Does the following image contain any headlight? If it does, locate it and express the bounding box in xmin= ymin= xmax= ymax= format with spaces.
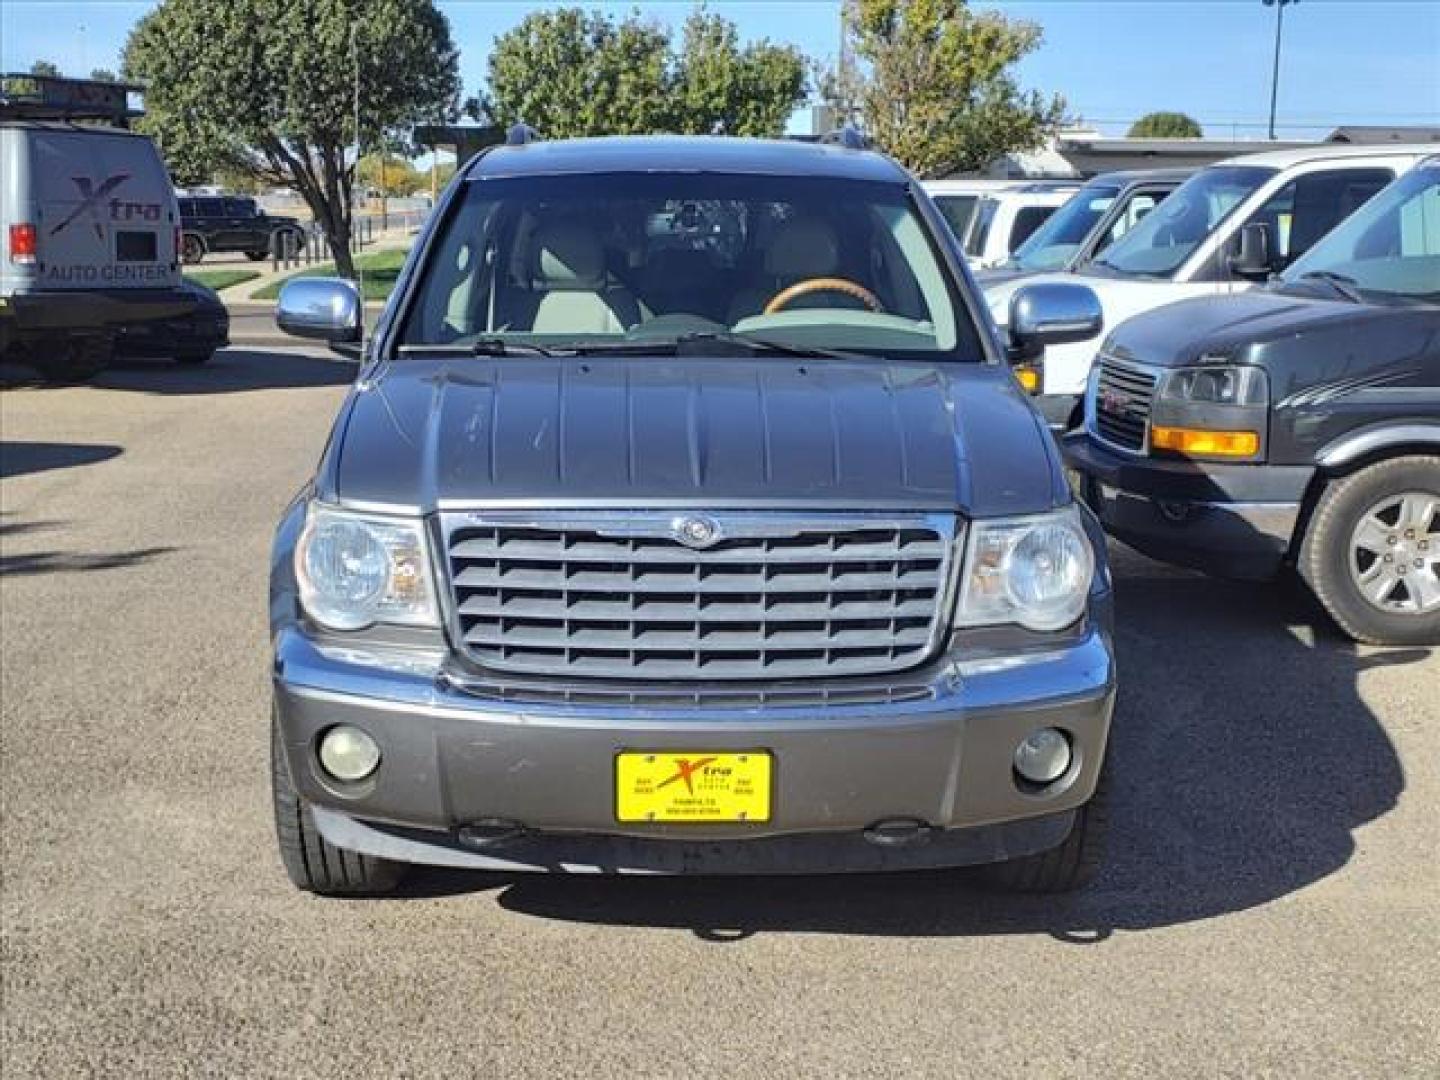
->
xmin=955 ymin=505 xmax=1095 ymax=632
xmin=1159 ymin=364 xmax=1267 ymax=406
xmin=295 ymin=504 xmax=438 ymax=630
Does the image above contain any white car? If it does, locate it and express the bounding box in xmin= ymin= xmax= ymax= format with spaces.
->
xmin=985 ymin=144 xmax=1436 ymax=427
xmin=922 ymin=177 xmax=1033 ymax=245
xmin=958 ymin=184 xmax=1082 ymax=269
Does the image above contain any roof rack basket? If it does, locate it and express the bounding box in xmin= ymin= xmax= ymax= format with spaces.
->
xmin=0 ymin=73 xmax=143 ymax=126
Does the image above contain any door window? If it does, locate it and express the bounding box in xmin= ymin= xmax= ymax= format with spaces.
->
xmin=1008 ymin=206 xmax=1056 ymax=252
xmin=1246 ymin=168 xmax=1393 ymax=267
xmin=196 ymin=198 xmax=224 ymax=217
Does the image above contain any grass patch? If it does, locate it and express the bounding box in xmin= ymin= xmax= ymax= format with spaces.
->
xmin=251 ymin=247 xmax=410 ymax=302
xmin=184 ymin=269 xmax=261 ymax=292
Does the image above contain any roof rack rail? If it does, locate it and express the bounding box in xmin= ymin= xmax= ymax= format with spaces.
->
xmin=0 ymin=72 xmax=143 ymax=126
xmin=820 ymin=124 xmax=870 ymax=151
xmin=505 ymin=122 xmax=540 ymax=146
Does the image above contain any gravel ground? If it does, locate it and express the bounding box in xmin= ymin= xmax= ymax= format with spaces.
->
xmin=2 ymin=347 xmax=1436 ymax=1078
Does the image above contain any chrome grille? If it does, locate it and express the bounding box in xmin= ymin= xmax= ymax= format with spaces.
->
xmin=1093 ymin=358 xmax=1158 ymax=452
xmin=442 ymin=513 xmax=957 ymax=680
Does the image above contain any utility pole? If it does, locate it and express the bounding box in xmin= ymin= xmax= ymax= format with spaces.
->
xmin=1263 ymin=0 xmax=1298 ymax=140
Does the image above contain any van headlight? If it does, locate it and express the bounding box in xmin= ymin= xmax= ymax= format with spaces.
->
xmin=954 ymin=505 xmax=1094 ymax=631
xmin=295 ymin=504 xmax=438 ymax=630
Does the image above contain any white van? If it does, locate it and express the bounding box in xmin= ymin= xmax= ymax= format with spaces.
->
xmin=1 ymin=74 xmax=226 ymax=379
xmin=985 ymin=144 xmax=1436 ymax=426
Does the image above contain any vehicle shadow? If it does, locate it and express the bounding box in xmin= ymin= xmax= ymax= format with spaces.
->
xmin=0 ymin=545 xmax=177 ymax=577
xmin=1 ymin=349 xmax=354 ymax=396
xmin=1 ymin=441 xmax=122 ymax=480
xmin=399 ymin=544 xmax=1417 ymax=941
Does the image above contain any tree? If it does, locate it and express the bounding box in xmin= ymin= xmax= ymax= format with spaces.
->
xmin=89 ymin=68 xmax=120 ymax=83
xmin=123 ymin=0 xmax=459 ymax=278
xmin=29 ymin=60 xmax=61 ymax=77
xmin=670 ymin=11 xmax=808 ymax=136
xmin=823 ymin=0 xmax=1065 ymax=178
xmin=1128 ymin=111 xmax=1203 ymax=138
xmin=480 ymin=7 xmax=807 ymax=139
xmin=358 ymin=151 xmax=424 ymax=197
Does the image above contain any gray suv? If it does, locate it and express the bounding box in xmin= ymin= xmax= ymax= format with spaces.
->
xmin=269 ymin=134 xmax=1117 ymax=895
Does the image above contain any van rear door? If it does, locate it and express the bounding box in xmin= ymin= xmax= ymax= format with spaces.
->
xmin=32 ymin=128 xmax=178 ymax=291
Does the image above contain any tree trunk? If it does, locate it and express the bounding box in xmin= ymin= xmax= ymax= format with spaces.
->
xmin=264 ymin=137 xmax=357 ymax=280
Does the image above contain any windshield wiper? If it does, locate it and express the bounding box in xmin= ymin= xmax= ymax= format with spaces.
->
xmin=671 ymin=331 xmax=868 ymax=361
xmin=1297 ymin=271 xmax=1364 ymax=304
xmin=398 ymin=339 xmax=561 ymax=357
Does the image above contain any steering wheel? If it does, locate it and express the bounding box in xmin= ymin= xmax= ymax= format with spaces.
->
xmin=763 ymin=277 xmax=884 ymax=316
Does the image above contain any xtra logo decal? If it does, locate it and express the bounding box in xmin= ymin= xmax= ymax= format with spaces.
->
xmin=50 ymin=174 xmax=132 ymax=239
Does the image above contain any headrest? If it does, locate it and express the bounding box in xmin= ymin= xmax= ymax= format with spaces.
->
xmin=531 ymin=221 xmax=606 ymax=289
xmin=765 ymin=217 xmax=840 ymax=278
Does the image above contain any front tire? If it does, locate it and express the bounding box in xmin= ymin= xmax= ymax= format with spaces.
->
xmin=245 ymin=250 xmax=269 ymax=262
xmin=271 ymin=716 xmax=406 ymax=896
xmin=1300 ymin=455 xmax=1440 ymax=646
xmin=181 ymin=234 xmax=206 ymax=265
xmin=977 ymin=760 xmax=1110 ymax=893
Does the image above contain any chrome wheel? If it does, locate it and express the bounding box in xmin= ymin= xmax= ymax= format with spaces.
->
xmin=1348 ymin=490 xmax=1440 ymax=614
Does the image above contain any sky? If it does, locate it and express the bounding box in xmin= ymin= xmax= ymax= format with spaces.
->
xmin=3 ymin=0 xmax=1437 ymax=141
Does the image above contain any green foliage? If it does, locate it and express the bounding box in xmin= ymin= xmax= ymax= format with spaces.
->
xmin=482 ymin=7 xmax=807 ymax=138
xmin=184 ymin=269 xmax=261 ymax=291
xmin=825 ymin=0 xmax=1065 ymax=178
xmin=123 ymin=0 xmax=459 ymax=277
xmin=357 ymin=152 xmax=425 ymax=197
xmin=1127 ymin=111 xmax=1203 ymax=138
xmin=29 ymin=60 xmax=61 ymax=77
xmin=253 ymin=247 xmax=409 ymax=301
xmin=88 ymin=68 xmax=120 ymax=83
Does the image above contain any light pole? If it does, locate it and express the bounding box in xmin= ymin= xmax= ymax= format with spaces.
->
xmin=1263 ymin=0 xmax=1298 ymax=140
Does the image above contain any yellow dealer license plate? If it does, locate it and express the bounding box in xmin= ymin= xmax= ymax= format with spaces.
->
xmin=615 ymin=751 xmax=772 ymax=823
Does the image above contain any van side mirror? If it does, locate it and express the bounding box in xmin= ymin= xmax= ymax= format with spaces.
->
xmin=275 ymin=277 xmax=362 ymax=344
xmin=1008 ymin=283 xmax=1103 ymax=362
xmin=1228 ymin=222 xmax=1272 ymax=280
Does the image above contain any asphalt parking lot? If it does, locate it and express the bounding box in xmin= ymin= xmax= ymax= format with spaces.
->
xmin=2 ymin=347 xmax=1437 ymax=1078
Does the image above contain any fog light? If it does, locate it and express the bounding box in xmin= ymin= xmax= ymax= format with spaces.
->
xmin=318 ymin=725 xmax=380 ymax=782
xmin=1014 ymin=727 xmax=1071 ymax=785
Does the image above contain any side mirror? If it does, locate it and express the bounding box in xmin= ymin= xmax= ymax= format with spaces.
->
xmin=1228 ymin=222 xmax=1272 ymax=279
xmin=1008 ymin=282 xmax=1104 ymax=360
xmin=275 ymin=277 xmax=362 ymax=343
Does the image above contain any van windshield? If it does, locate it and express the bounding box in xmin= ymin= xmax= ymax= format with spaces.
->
xmin=399 ymin=172 xmax=979 ymax=360
xmin=1281 ymin=163 xmax=1440 ymax=304
xmin=1007 ymin=183 xmax=1119 ymax=271
xmin=1088 ymin=166 xmax=1274 ymax=278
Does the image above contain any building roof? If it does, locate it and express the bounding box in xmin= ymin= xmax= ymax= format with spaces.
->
xmin=1086 ymin=166 xmax=1195 ymax=186
xmin=469 ymin=135 xmax=909 ymax=184
xmin=1327 ymin=126 xmax=1440 ymax=145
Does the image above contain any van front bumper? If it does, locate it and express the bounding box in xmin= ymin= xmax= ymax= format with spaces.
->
xmin=272 ymin=623 xmax=1116 ymax=875
xmin=1064 ymin=431 xmax=1311 ymax=579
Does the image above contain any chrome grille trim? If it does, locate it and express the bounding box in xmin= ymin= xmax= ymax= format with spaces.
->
xmin=439 ymin=512 xmax=959 ymax=681
xmin=1090 ymin=355 xmax=1161 ymax=455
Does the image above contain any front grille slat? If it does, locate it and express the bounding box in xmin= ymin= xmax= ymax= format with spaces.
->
xmin=1094 ymin=357 xmax=1159 ymax=452
xmin=444 ymin=515 xmax=955 ymax=681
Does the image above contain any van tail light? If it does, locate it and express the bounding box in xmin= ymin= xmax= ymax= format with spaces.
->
xmin=9 ymin=223 xmax=37 ymax=265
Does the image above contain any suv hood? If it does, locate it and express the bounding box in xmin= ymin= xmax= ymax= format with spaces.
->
xmin=325 ymin=357 xmax=1065 ymax=517
xmin=1106 ymin=289 xmax=1412 ymax=368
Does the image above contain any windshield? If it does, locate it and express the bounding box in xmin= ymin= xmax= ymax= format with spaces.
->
xmin=1282 ymin=163 xmax=1440 ymax=303
xmin=1090 ymin=166 xmax=1274 ymax=278
xmin=932 ymin=194 xmax=978 ymax=243
xmin=399 ymin=172 xmax=979 ymax=359
xmin=1008 ymin=183 xmax=1120 ymax=271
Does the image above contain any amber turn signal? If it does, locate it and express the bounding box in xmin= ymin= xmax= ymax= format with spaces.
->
xmin=1014 ymin=365 xmax=1041 ymax=393
xmin=1150 ymin=425 xmax=1259 ymax=457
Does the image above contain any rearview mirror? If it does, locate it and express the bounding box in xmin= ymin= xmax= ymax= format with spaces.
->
xmin=1008 ymin=283 xmax=1104 ymax=362
xmin=275 ymin=277 xmax=362 ymax=344
xmin=1228 ymin=222 xmax=1272 ymax=280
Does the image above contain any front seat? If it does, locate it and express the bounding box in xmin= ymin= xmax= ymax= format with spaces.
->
xmin=727 ymin=216 xmax=843 ymax=323
xmin=526 ymin=221 xmax=640 ymax=334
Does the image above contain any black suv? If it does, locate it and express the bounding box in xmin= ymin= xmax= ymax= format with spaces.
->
xmin=178 ymin=195 xmax=304 ymax=264
xmin=1065 ymin=158 xmax=1440 ymax=645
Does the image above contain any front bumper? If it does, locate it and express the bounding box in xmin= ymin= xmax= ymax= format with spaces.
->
xmin=273 ymin=624 xmax=1116 ymax=874
xmin=1064 ymin=431 xmax=1312 ymax=579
